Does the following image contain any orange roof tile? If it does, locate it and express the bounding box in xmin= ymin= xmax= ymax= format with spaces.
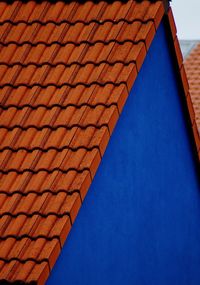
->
xmin=185 ymin=43 xmax=200 ymax=158
xmin=0 ymin=1 xmax=166 ymax=284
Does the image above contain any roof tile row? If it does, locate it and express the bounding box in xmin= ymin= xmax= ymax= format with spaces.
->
xmin=0 ymin=42 xmax=146 ymax=66
xmin=0 ymin=62 xmax=137 ymax=87
xmin=0 ymin=21 xmax=155 ymax=45
xmin=0 ymin=170 xmax=92 ymax=198
xmin=0 ymin=1 xmax=159 ymax=24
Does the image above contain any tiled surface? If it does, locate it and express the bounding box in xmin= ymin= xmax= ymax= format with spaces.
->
xmin=184 ymin=43 xmax=200 ymax=158
xmin=0 ymin=1 xmax=164 ymax=284
xmin=167 ymin=7 xmax=200 ymax=160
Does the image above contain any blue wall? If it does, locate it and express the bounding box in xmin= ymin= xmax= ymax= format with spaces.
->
xmin=47 ymin=21 xmax=200 ymax=285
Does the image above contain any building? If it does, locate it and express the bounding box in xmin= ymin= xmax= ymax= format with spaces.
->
xmin=0 ymin=1 xmax=199 ymax=284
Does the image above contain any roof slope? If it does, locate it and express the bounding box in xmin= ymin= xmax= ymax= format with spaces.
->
xmin=185 ymin=43 xmax=200 ymax=156
xmin=0 ymin=1 xmax=164 ymax=284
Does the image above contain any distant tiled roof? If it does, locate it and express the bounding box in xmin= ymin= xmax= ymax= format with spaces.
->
xmin=0 ymin=1 xmax=165 ymax=284
xmin=165 ymin=8 xmax=200 ymax=160
xmin=180 ymin=40 xmax=200 ymax=58
xmin=185 ymin=43 xmax=200 ymax=157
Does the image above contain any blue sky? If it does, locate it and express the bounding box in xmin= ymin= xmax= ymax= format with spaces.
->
xmin=171 ymin=0 xmax=200 ymax=40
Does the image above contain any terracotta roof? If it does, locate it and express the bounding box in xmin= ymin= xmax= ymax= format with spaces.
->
xmin=0 ymin=1 xmax=190 ymax=284
xmin=184 ymin=43 xmax=200 ymax=158
xmin=180 ymin=40 xmax=200 ymax=58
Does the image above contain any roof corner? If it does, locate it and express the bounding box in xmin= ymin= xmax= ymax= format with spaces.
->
xmin=162 ymin=0 xmax=170 ymax=13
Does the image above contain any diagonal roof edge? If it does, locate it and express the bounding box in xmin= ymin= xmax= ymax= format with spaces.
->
xmin=166 ymin=7 xmax=200 ymax=162
xmin=162 ymin=0 xmax=170 ymax=12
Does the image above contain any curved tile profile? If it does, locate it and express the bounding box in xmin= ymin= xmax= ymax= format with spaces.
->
xmin=0 ymin=0 xmax=164 ymax=284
